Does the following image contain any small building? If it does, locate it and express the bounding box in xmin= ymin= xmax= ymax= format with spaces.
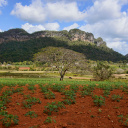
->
xmin=19 ymin=67 xmax=30 ymax=71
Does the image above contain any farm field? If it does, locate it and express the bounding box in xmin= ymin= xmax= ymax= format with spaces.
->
xmin=0 ymin=79 xmax=128 ymax=128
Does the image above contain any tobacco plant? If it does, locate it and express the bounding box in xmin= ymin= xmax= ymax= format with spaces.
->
xmin=40 ymin=86 xmax=49 ymax=93
xmin=44 ymin=90 xmax=55 ymax=99
xmin=12 ymin=87 xmax=24 ymax=93
xmin=103 ymin=90 xmax=110 ymax=97
xmin=44 ymin=101 xmax=65 ymax=115
xmin=118 ymin=114 xmax=128 ymax=126
xmin=22 ymin=97 xmax=41 ymax=108
xmin=111 ymin=94 xmax=123 ymax=102
xmin=28 ymin=85 xmax=36 ymax=91
xmin=80 ymin=90 xmax=93 ymax=97
xmin=62 ymin=90 xmax=76 ymax=104
xmin=25 ymin=111 xmax=38 ymax=118
xmin=44 ymin=116 xmax=56 ymax=124
xmin=69 ymin=85 xmax=79 ymax=93
xmin=0 ymin=114 xmax=19 ymax=127
xmin=0 ymin=95 xmax=12 ymax=105
xmin=93 ymin=95 xmax=105 ymax=107
xmin=51 ymin=84 xmax=65 ymax=92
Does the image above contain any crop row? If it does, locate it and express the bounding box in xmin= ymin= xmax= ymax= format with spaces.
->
xmin=0 ymin=82 xmax=128 ymax=127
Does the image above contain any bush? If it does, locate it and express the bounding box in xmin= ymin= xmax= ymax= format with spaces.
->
xmin=93 ymin=61 xmax=113 ymax=81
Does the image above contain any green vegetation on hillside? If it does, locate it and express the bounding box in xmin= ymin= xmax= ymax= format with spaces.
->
xmin=0 ymin=28 xmax=29 ymax=37
xmin=0 ymin=37 xmax=127 ymax=62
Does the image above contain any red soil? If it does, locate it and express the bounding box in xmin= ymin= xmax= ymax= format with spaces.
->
xmin=0 ymin=84 xmax=128 ymax=128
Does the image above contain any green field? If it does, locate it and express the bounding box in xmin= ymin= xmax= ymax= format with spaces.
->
xmin=0 ymin=77 xmax=127 ymax=87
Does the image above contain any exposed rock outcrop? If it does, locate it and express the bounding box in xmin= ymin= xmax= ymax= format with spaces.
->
xmin=0 ymin=28 xmax=106 ymax=47
xmin=69 ymin=29 xmax=94 ymax=43
xmin=94 ymin=37 xmax=106 ymax=47
xmin=0 ymin=28 xmax=30 ymax=44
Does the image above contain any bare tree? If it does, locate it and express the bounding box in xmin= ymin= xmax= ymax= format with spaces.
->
xmin=34 ymin=47 xmax=86 ymax=81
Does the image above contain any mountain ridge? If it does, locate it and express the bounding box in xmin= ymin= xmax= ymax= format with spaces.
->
xmin=0 ymin=28 xmax=127 ymax=62
xmin=0 ymin=28 xmax=106 ymax=47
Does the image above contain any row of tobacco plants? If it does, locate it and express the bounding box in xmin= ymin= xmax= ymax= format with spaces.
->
xmin=0 ymin=79 xmax=128 ymax=127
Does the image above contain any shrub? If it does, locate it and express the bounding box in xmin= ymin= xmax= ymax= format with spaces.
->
xmin=93 ymin=61 xmax=113 ymax=81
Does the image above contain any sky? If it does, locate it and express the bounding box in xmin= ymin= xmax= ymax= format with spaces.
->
xmin=0 ymin=0 xmax=128 ymax=55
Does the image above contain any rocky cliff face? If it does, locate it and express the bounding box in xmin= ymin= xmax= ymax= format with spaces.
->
xmin=0 ymin=29 xmax=30 ymax=44
xmin=69 ymin=29 xmax=95 ymax=43
xmin=0 ymin=28 xmax=106 ymax=46
xmin=94 ymin=37 xmax=106 ymax=46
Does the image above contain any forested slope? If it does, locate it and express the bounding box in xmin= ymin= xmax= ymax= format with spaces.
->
xmin=0 ymin=37 xmax=127 ymax=62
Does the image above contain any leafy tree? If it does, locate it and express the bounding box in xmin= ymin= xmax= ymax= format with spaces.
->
xmin=34 ymin=47 xmax=86 ymax=81
xmin=122 ymin=60 xmax=127 ymax=68
xmin=93 ymin=61 xmax=113 ymax=81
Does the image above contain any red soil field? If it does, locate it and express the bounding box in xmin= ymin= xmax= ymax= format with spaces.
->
xmin=0 ymin=84 xmax=128 ymax=128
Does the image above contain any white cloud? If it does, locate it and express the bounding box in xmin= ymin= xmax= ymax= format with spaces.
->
xmin=85 ymin=0 xmax=121 ymax=23
xmin=0 ymin=29 xmax=3 ymax=32
xmin=63 ymin=23 xmax=79 ymax=31
xmin=79 ymin=0 xmax=128 ymax=55
xmin=80 ymin=15 xmax=128 ymax=41
xmin=44 ymin=0 xmax=87 ymax=2
xmin=0 ymin=0 xmax=7 ymax=14
xmin=21 ymin=22 xmax=60 ymax=33
xmin=11 ymin=0 xmax=86 ymax=23
xmin=21 ymin=23 xmax=45 ymax=33
xmin=44 ymin=22 xmax=60 ymax=31
xmin=0 ymin=0 xmax=7 ymax=7
xmin=118 ymin=0 xmax=128 ymax=5
xmin=46 ymin=2 xmax=86 ymax=22
xmin=107 ymin=41 xmax=128 ymax=55
xmin=11 ymin=0 xmax=46 ymax=23
xmin=10 ymin=0 xmax=128 ymax=55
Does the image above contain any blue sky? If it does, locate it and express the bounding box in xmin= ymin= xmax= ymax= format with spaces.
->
xmin=0 ymin=0 xmax=128 ymax=55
